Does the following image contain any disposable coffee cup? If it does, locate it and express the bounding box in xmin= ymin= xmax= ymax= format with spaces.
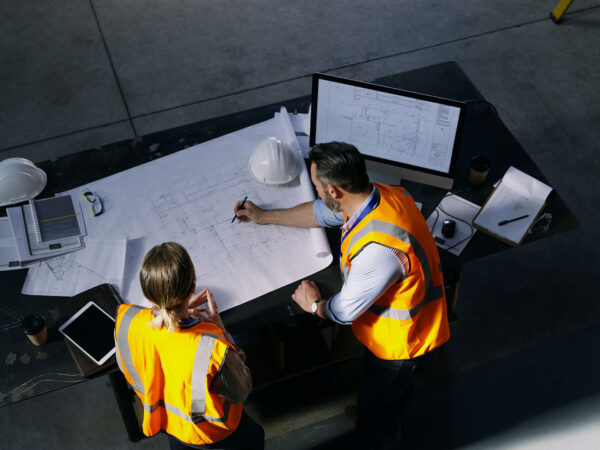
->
xmin=22 ymin=314 xmax=48 ymax=346
xmin=470 ymin=155 xmax=491 ymax=186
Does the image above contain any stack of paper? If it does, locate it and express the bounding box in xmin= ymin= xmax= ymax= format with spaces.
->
xmin=1 ymin=194 xmax=86 ymax=269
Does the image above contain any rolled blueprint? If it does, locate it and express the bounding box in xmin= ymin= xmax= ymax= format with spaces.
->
xmin=277 ymin=108 xmax=332 ymax=259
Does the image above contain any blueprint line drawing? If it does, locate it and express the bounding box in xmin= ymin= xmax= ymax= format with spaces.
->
xmin=58 ymin=113 xmax=332 ymax=311
xmin=44 ymin=257 xmax=107 ymax=284
xmin=22 ymin=240 xmax=126 ymax=297
xmin=109 ymin=158 xmax=309 ymax=283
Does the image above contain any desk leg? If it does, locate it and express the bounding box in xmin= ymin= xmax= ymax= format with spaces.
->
xmin=443 ymin=266 xmax=461 ymax=323
xmin=108 ymin=372 xmax=143 ymax=442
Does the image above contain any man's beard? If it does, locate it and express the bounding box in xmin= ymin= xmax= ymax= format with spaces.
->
xmin=323 ymin=190 xmax=340 ymax=213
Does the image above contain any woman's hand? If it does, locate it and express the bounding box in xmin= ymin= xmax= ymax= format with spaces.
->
xmin=189 ymin=288 xmax=226 ymax=331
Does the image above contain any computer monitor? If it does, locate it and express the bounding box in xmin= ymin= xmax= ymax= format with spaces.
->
xmin=310 ymin=73 xmax=467 ymax=189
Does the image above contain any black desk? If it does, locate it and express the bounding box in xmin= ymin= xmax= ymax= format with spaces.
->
xmin=0 ymin=61 xmax=578 ymax=438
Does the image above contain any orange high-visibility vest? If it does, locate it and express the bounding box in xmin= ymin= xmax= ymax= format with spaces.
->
xmin=341 ymin=183 xmax=450 ymax=360
xmin=114 ymin=304 xmax=243 ymax=445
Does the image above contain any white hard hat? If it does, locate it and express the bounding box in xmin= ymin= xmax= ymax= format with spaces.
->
xmin=248 ymin=137 xmax=299 ymax=185
xmin=0 ymin=158 xmax=47 ymax=206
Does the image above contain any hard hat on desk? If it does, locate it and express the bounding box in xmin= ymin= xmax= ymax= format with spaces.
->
xmin=0 ymin=157 xmax=47 ymax=206
xmin=248 ymin=137 xmax=299 ymax=185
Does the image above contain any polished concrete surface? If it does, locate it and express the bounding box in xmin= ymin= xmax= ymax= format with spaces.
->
xmin=1 ymin=1 xmax=600 ymax=448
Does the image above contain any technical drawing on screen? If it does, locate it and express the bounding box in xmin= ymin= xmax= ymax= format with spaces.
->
xmin=310 ymin=73 xmax=466 ymax=189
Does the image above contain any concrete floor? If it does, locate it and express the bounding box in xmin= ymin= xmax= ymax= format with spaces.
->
xmin=2 ymin=1 xmax=600 ymax=448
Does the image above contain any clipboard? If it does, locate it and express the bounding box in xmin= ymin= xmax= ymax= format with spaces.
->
xmin=472 ymin=166 xmax=552 ymax=246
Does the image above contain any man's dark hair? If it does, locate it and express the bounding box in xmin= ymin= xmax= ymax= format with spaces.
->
xmin=309 ymin=142 xmax=370 ymax=193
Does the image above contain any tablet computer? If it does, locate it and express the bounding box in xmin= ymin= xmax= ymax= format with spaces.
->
xmin=59 ymin=301 xmax=116 ymax=365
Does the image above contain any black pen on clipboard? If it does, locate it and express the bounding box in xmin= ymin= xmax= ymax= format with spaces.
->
xmin=498 ymin=214 xmax=529 ymax=226
xmin=231 ymin=196 xmax=248 ymax=223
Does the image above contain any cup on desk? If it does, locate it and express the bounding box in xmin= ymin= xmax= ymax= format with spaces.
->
xmin=470 ymin=155 xmax=491 ymax=186
xmin=22 ymin=314 xmax=47 ymax=346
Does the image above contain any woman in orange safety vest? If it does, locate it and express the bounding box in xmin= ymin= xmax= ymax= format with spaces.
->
xmin=114 ymin=242 xmax=264 ymax=449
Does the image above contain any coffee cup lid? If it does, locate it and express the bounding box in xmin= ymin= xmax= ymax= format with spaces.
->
xmin=22 ymin=314 xmax=45 ymax=335
xmin=471 ymin=155 xmax=491 ymax=171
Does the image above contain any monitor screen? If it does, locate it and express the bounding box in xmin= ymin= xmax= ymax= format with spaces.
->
xmin=310 ymin=73 xmax=466 ymax=189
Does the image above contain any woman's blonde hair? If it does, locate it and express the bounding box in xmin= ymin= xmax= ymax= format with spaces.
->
xmin=140 ymin=242 xmax=195 ymax=332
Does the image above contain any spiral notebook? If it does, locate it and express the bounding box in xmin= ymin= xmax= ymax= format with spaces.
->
xmin=28 ymin=195 xmax=86 ymax=243
xmin=6 ymin=194 xmax=86 ymax=264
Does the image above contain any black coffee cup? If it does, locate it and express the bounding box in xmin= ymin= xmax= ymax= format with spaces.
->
xmin=470 ymin=155 xmax=491 ymax=186
xmin=22 ymin=314 xmax=47 ymax=346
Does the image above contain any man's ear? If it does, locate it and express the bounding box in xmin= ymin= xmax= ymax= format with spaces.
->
xmin=328 ymin=184 xmax=343 ymax=200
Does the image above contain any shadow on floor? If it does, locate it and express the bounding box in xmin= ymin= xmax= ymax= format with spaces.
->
xmin=265 ymin=324 xmax=600 ymax=449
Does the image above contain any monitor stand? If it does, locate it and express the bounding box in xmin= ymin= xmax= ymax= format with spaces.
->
xmin=367 ymin=167 xmax=402 ymax=186
xmin=365 ymin=160 xmax=454 ymax=190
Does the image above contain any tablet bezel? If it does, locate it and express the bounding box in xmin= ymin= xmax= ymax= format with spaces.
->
xmin=58 ymin=300 xmax=116 ymax=365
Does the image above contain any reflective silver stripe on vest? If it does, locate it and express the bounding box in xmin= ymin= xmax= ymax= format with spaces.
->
xmin=116 ymin=305 xmax=146 ymax=395
xmin=190 ymin=334 xmax=218 ymax=416
xmin=143 ymin=399 xmax=232 ymax=425
xmin=370 ymin=285 xmax=444 ymax=320
xmin=346 ymin=219 xmax=443 ymax=321
xmin=114 ymin=331 xmax=125 ymax=373
xmin=118 ymin=307 xmax=230 ymax=424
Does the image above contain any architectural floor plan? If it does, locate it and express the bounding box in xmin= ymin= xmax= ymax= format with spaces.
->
xmin=24 ymin=113 xmax=332 ymax=311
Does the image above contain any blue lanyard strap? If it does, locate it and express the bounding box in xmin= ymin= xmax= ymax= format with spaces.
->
xmin=340 ymin=187 xmax=381 ymax=250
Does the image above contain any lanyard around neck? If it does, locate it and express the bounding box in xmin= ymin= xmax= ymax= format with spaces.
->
xmin=340 ymin=187 xmax=380 ymax=248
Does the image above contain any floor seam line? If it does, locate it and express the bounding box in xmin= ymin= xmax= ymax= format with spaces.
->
xmin=3 ymin=7 xmax=598 ymax=149
xmin=0 ymin=120 xmax=132 ymax=154
xmin=129 ymin=14 xmax=570 ymax=120
xmin=88 ymin=0 xmax=138 ymax=138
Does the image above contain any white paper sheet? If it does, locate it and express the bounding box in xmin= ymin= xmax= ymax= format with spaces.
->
xmin=0 ymin=217 xmax=21 ymax=270
xmin=276 ymin=111 xmax=311 ymax=157
xmin=21 ymin=239 xmax=126 ymax=296
xmin=427 ymin=195 xmax=480 ymax=256
xmin=60 ymin=112 xmax=332 ymax=311
xmin=473 ymin=166 xmax=552 ymax=245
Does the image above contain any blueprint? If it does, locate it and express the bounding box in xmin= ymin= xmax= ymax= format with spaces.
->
xmin=26 ymin=111 xmax=332 ymax=311
xmin=314 ymin=80 xmax=461 ymax=173
xmin=22 ymin=239 xmax=126 ymax=296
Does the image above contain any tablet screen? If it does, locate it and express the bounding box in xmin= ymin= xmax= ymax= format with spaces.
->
xmin=59 ymin=301 xmax=116 ymax=365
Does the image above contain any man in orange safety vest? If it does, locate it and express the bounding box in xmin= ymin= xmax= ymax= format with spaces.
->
xmin=234 ymin=142 xmax=449 ymax=448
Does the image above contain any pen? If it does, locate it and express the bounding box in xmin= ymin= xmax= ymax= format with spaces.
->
xmin=231 ymin=196 xmax=248 ymax=223
xmin=498 ymin=214 xmax=529 ymax=226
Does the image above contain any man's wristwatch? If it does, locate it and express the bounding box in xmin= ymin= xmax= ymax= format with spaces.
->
xmin=311 ymin=299 xmax=323 ymax=315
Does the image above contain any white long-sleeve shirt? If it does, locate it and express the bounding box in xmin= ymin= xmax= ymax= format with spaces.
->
xmin=312 ymin=187 xmax=408 ymax=325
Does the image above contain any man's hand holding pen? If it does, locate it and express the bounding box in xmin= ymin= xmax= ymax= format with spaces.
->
xmin=233 ymin=199 xmax=267 ymax=224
